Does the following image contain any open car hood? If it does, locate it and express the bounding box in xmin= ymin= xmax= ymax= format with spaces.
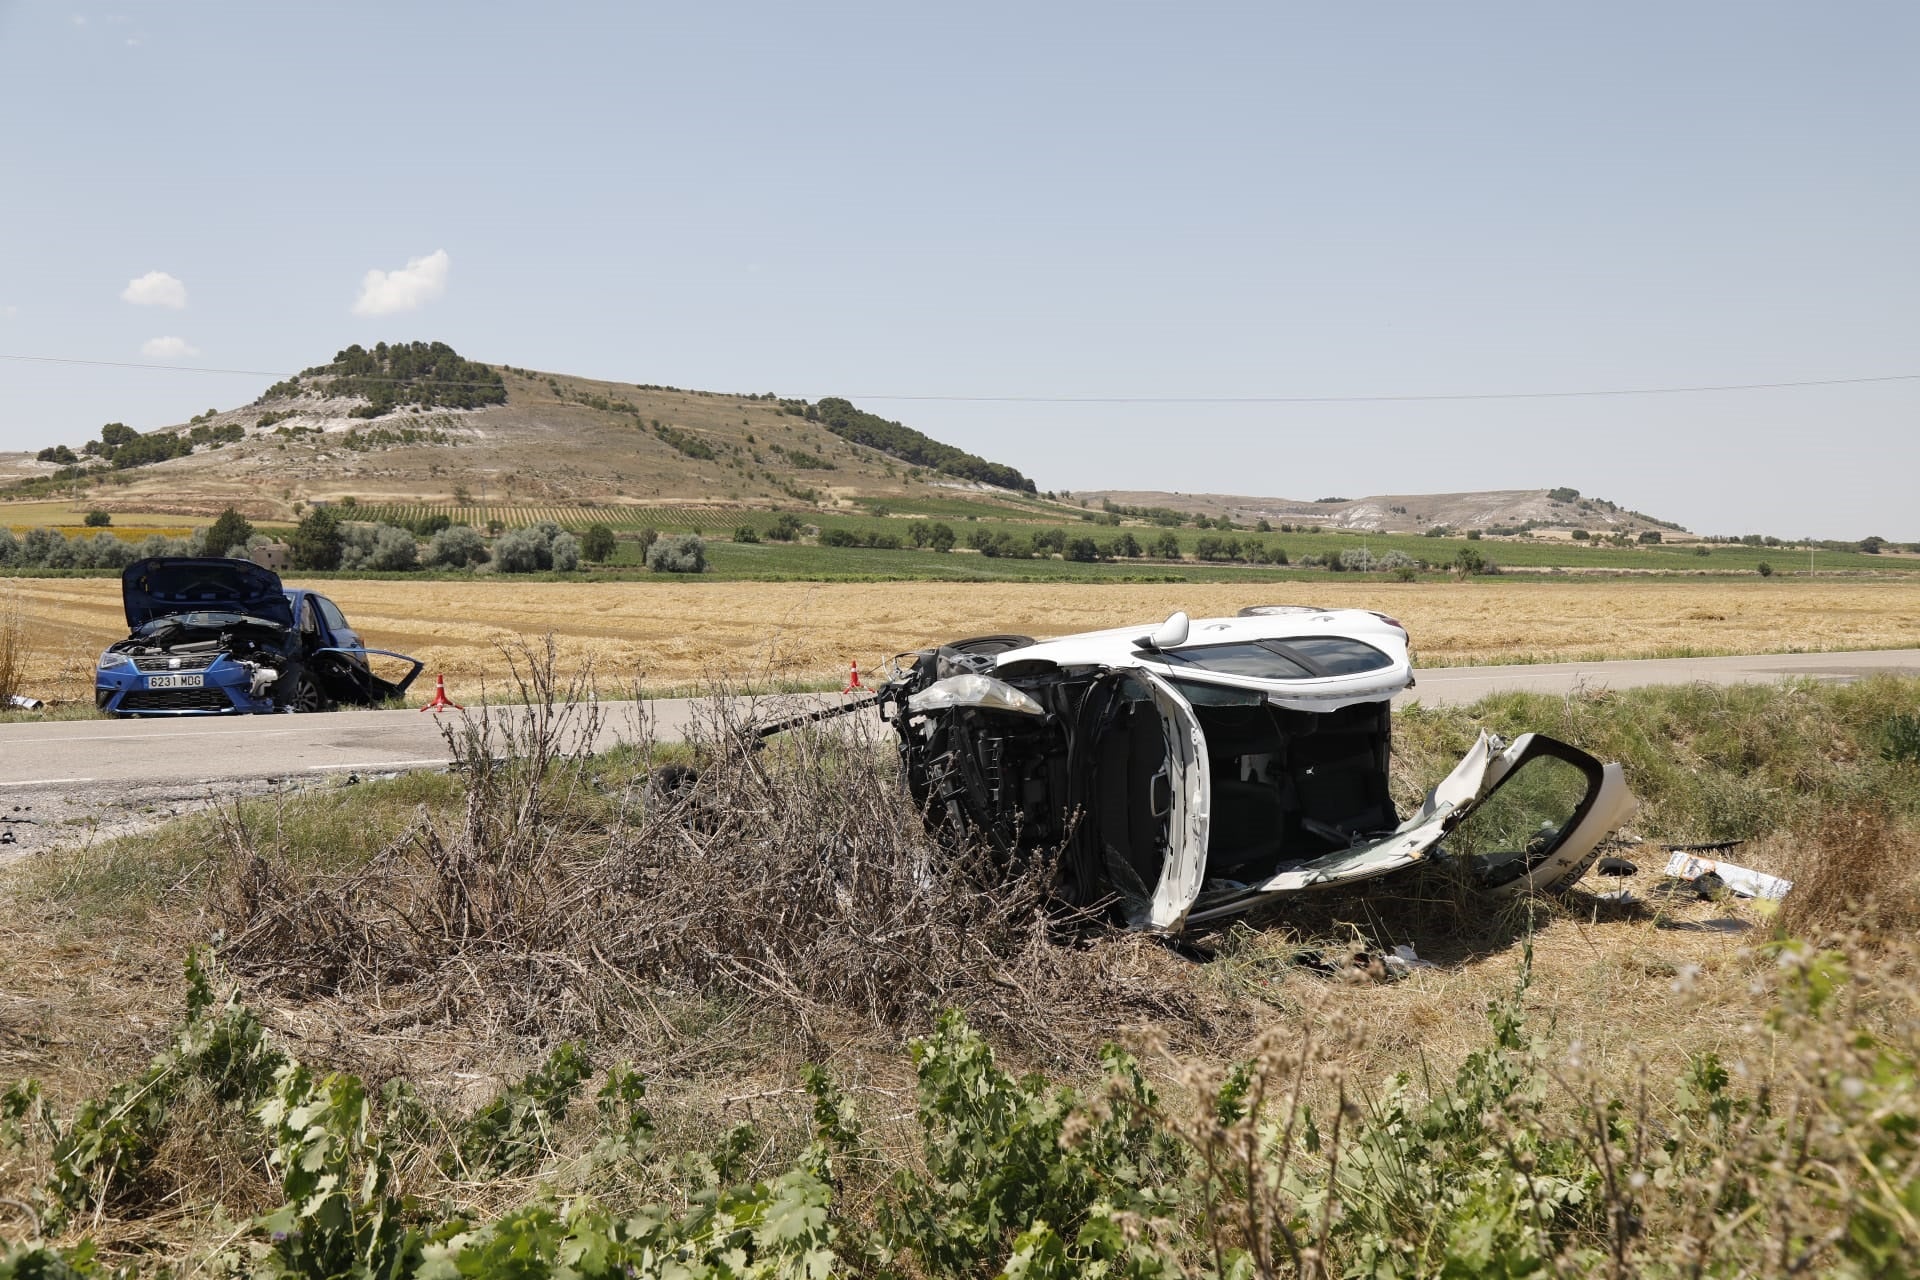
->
xmin=121 ymin=557 xmax=294 ymax=630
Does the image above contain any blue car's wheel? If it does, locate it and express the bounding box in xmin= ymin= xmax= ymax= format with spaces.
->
xmin=285 ymin=671 xmax=328 ymax=713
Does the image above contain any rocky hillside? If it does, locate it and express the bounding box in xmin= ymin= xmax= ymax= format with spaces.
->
xmin=0 ymin=344 xmax=1049 ymax=522
xmin=0 ymin=344 xmax=1690 ymax=536
xmin=1075 ymin=487 xmax=1688 ymax=536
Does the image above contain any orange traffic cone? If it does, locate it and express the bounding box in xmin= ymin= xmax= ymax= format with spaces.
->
xmin=419 ymin=674 xmax=463 ymax=712
xmin=842 ymin=660 xmax=863 ymax=694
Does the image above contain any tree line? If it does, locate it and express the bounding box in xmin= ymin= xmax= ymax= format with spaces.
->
xmin=805 ymin=397 xmax=1036 ymax=492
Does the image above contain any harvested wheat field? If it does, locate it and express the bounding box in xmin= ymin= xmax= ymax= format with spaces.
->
xmin=5 ymin=576 xmax=1919 ymax=704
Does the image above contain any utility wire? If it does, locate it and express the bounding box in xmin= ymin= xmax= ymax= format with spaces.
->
xmin=3 ymin=350 xmax=1918 ymax=403
xmin=0 ymin=353 xmax=279 ymax=376
xmin=847 ymin=372 xmax=1920 ymax=404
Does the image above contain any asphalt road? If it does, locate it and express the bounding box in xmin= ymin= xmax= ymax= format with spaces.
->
xmin=4 ymin=648 xmax=1916 ymax=791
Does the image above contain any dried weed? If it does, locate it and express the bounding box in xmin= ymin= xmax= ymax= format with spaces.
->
xmin=1773 ymin=806 xmax=1920 ymax=939
xmin=211 ymin=641 xmax=1212 ymax=1062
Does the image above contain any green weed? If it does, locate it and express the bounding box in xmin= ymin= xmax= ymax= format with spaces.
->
xmin=7 ymin=941 xmax=1915 ymax=1276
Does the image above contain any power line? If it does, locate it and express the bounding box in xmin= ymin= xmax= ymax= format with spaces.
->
xmin=4 ymin=350 xmax=1919 ymax=403
xmin=845 ymin=372 xmax=1920 ymax=404
xmin=0 ymin=353 xmax=278 ymax=376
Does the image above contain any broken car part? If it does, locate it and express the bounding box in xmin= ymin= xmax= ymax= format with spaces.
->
xmin=1663 ymin=852 xmax=1791 ymax=901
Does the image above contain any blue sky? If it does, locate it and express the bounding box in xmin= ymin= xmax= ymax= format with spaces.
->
xmin=1 ymin=1 xmax=1914 ymax=537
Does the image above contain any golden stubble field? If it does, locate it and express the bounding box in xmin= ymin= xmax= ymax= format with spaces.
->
xmin=6 ymin=576 xmax=1920 ymax=705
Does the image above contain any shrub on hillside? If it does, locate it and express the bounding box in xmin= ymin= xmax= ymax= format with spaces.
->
xmin=83 ymin=532 xmax=137 ymax=569
xmin=205 ymin=508 xmax=254 ymax=558
xmin=579 ymin=524 xmax=616 ymax=562
xmin=820 ymin=527 xmax=903 ymax=550
xmin=491 ymin=529 xmax=543 ymax=573
xmin=491 ymin=522 xmax=581 ymax=574
xmin=21 ymin=527 xmax=65 ymax=567
xmin=337 ymin=524 xmax=420 ymax=572
xmin=424 ymin=524 xmax=489 ymax=568
xmin=1339 ymin=547 xmax=1377 ymax=572
xmin=288 ymin=508 xmax=343 ymax=571
xmin=646 ymin=534 xmax=707 ymax=574
xmin=0 ymin=527 xmax=160 ymax=570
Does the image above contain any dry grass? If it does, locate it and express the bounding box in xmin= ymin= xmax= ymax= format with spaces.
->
xmin=210 ymin=649 xmax=1211 ymax=1064
xmin=5 ymin=576 xmax=1918 ymax=707
xmin=5 ymin=668 xmax=1918 ymax=1269
xmin=0 ymin=500 xmax=201 ymax=534
xmin=0 ymin=589 xmax=25 ymax=705
xmin=1770 ymin=805 xmax=1920 ymax=938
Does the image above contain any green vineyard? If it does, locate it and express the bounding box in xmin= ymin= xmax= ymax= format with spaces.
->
xmin=350 ymin=503 xmax=757 ymax=533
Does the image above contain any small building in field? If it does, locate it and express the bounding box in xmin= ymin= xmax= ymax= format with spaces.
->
xmin=248 ymin=542 xmax=291 ymax=571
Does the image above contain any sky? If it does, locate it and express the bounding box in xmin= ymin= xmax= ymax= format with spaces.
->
xmin=0 ymin=2 xmax=1915 ymax=538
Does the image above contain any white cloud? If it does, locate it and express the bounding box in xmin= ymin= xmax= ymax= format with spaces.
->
xmin=141 ymin=336 xmax=199 ymax=359
xmin=352 ymin=249 xmax=449 ymax=316
xmin=121 ymin=270 xmax=187 ymax=309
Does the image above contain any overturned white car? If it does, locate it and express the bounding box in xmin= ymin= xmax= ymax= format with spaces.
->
xmin=872 ymin=606 xmax=1636 ymax=933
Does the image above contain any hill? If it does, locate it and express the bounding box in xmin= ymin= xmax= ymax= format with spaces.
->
xmin=1075 ymin=487 xmax=1688 ymax=536
xmin=0 ymin=344 xmax=1694 ymax=540
xmin=0 ymin=342 xmax=1054 ymax=523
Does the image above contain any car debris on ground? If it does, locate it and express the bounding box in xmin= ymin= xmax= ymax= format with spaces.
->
xmin=94 ymin=557 xmax=422 ymax=716
xmin=1663 ymin=851 xmax=1792 ymax=900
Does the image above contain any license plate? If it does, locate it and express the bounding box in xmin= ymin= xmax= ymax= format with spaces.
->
xmin=146 ymin=674 xmax=205 ymax=689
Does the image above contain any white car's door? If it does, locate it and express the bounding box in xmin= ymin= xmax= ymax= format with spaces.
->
xmin=1182 ymin=730 xmax=1634 ymax=926
xmin=1095 ymin=670 xmax=1212 ymax=932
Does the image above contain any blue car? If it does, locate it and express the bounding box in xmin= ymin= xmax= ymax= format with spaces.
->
xmin=96 ymin=557 xmax=423 ymax=716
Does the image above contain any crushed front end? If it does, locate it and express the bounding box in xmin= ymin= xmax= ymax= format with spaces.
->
xmin=95 ymin=614 xmax=296 ymax=715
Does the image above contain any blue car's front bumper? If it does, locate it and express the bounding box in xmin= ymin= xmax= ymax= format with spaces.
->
xmin=95 ymin=653 xmax=274 ymax=716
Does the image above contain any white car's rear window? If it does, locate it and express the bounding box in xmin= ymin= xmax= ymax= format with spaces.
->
xmin=1151 ymin=636 xmax=1391 ymax=680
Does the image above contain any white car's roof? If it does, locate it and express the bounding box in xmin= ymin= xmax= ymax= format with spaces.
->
xmin=1000 ymin=606 xmax=1413 ymax=711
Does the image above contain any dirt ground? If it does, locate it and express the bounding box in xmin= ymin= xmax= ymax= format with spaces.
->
xmin=7 ymin=576 xmax=1920 ymax=705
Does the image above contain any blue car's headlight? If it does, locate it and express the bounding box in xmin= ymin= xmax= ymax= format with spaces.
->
xmin=97 ymin=652 xmax=132 ymax=672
